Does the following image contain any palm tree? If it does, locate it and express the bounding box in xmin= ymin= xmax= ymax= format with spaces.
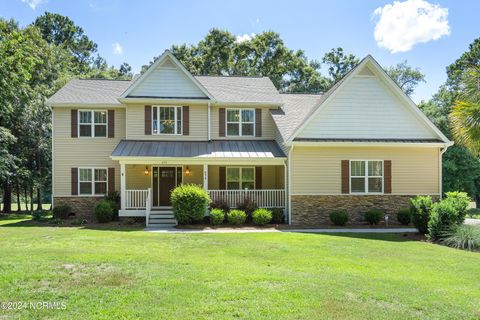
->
xmin=449 ymin=67 xmax=480 ymax=155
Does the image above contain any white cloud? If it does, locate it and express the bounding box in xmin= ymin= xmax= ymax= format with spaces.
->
xmin=21 ymin=0 xmax=46 ymax=10
xmin=112 ymin=42 xmax=123 ymax=55
xmin=235 ymin=33 xmax=255 ymax=43
xmin=373 ymin=0 xmax=450 ymax=53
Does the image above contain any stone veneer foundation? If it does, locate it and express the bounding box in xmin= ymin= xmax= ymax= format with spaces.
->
xmin=291 ymin=195 xmax=438 ymax=226
xmin=53 ymin=197 xmax=103 ymax=219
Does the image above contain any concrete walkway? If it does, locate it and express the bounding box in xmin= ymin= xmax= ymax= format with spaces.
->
xmin=145 ymin=227 xmax=418 ymax=234
xmin=465 ymin=218 xmax=480 ymax=225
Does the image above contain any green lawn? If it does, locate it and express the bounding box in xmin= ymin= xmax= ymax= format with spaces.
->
xmin=1 ymin=216 xmax=479 ymax=319
xmin=0 ymin=203 xmax=51 ymax=212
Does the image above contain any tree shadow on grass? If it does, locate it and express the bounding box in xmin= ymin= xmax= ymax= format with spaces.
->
xmin=0 ymin=215 xmax=143 ymax=232
xmin=291 ymin=231 xmax=425 ymax=242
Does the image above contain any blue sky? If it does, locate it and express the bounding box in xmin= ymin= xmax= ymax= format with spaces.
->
xmin=1 ymin=0 xmax=479 ymax=102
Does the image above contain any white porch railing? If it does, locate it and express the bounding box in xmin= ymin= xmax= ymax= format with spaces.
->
xmin=125 ymin=189 xmax=149 ymax=209
xmin=208 ymin=189 xmax=285 ymax=208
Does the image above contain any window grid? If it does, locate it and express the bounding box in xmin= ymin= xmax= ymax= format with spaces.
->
xmin=350 ymin=160 xmax=383 ymax=194
xmin=78 ymin=168 xmax=108 ymax=196
xmin=78 ymin=110 xmax=107 ymax=138
xmin=152 ymin=106 xmax=182 ymax=135
xmin=226 ymin=108 xmax=255 ymax=137
xmin=226 ymin=167 xmax=255 ymax=190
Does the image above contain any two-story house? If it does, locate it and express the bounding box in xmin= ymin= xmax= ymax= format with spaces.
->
xmin=48 ymin=50 xmax=452 ymax=227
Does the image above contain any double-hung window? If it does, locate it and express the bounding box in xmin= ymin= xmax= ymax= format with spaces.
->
xmin=79 ymin=168 xmax=107 ymax=195
xmin=152 ymin=106 xmax=182 ymax=135
xmin=350 ymin=160 xmax=383 ymax=194
xmin=226 ymin=167 xmax=255 ymax=190
xmin=79 ymin=110 xmax=107 ymax=137
xmin=226 ymin=109 xmax=254 ymax=136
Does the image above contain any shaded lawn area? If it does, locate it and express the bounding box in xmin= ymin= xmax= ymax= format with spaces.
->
xmin=0 ymin=215 xmax=479 ymax=319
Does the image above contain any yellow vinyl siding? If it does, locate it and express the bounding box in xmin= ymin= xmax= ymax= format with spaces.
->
xmin=292 ymin=146 xmax=439 ymax=195
xmin=183 ymin=165 xmax=203 ymax=186
xmin=210 ymin=105 xmax=278 ymax=140
xmin=126 ymin=104 xmax=208 ymax=140
xmin=53 ymin=107 xmax=125 ymax=196
xmin=125 ymin=165 xmax=204 ymax=190
xmin=208 ymin=165 xmax=284 ymax=189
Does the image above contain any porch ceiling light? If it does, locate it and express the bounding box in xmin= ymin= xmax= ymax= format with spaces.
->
xmin=185 ymin=166 xmax=191 ymax=176
xmin=144 ymin=166 xmax=149 ymax=176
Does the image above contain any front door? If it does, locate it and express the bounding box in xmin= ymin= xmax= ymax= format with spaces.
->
xmin=152 ymin=167 xmax=182 ymax=206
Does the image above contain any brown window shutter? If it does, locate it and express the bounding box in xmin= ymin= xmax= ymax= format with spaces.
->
xmin=255 ymin=108 xmax=262 ymax=137
xmin=145 ymin=105 xmax=152 ymax=135
xmin=71 ymin=109 xmax=78 ymax=138
xmin=384 ymin=160 xmax=392 ymax=194
xmin=108 ymin=167 xmax=115 ymax=193
xmin=219 ymin=166 xmax=226 ymax=190
xmin=71 ymin=167 xmax=78 ymax=195
xmin=182 ymin=106 xmax=189 ymax=135
xmin=108 ymin=110 xmax=115 ymax=138
xmin=219 ymin=108 xmax=225 ymax=137
xmin=341 ymin=160 xmax=349 ymax=194
xmin=255 ymin=167 xmax=262 ymax=189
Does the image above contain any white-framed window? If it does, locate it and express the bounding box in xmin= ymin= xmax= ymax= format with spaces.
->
xmin=350 ymin=160 xmax=383 ymax=194
xmin=79 ymin=168 xmax=107 ymax=195
xmin=226 ymin=108 xmax=255 ymax=136
xmin=152 ymin=106 xmax=182 ymax=135
xmin=226 ymin=167 xmax=255 ymax=190
xmin=79 ymin=110 xmax=107 ymax=137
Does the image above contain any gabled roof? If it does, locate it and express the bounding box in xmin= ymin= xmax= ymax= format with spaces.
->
xmin=47 ymin=79 xmax=132 ymax=105
xmin=285 ymin=55 xmax=451 ymax=144
xmin=121 ymin=50 xmax=214 ymax=100
xmin=195 ymin=76 xmax=282 ymax=105
xmin=271 ymin=93 xmax=323 ymax=142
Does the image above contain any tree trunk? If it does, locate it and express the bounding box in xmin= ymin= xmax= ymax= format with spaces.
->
xmin=37 ymin=188 xmax=43 ymax=211
xmin=2 ymin=182 xmax=12 ymax=214
xmin=476 ymin=194 xmax=480 ymax=208
xmin=16 ymin=183 xmax=21 ymax=212
xmin=24 ymin=186 xmax=29 ymax=213
xmin=29 ymin=186 xmax=34 ymax=212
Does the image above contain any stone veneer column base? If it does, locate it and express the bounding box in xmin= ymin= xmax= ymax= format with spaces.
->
xmin=291 ymin=195 xmax=438 ymax=226
xmin=54 ymin=197 xmax=103 ymax=219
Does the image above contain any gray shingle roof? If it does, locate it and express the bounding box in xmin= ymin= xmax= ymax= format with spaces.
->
xmin=271 ymin=94 xmax=323 ymax=142
xmin=111 ymin=140 xmax=286 ymax=158
xmin=47 ymin=79 xmax=132 ymax=105
xmin=194 ymin=76 xmax=282 ymax=104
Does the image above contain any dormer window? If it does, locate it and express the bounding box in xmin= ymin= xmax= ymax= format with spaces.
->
xmin=226 ymin=108 xmax=255 ymax=136
xmin=152 ymin=106 xmax=182 ymax=135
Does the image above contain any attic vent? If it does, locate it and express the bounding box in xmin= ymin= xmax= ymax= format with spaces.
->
xmin=160 ymin=58 xmax=177 ymax=69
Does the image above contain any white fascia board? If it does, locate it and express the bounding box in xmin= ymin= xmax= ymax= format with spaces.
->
xmin=289 ymin=141 xmax=452 ymax=148
xmin=118 ymin=97 xmax=211 ymax=105
xmin=120 ymin=50 xmax=215 ymax=101
xmin=49 ymin=103 xmax=126 ymax=108
xmin=111 ymin=156 xmax=286 ymax=165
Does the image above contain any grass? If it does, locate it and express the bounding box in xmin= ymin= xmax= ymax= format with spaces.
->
xmin=0 ymin=202 xmax=51 ymax=212
xmin=0 ymin=215 xmax=479 ymax=319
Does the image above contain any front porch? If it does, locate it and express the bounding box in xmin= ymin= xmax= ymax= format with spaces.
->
xmin=119 ymin=163 xmax=286 ymax=216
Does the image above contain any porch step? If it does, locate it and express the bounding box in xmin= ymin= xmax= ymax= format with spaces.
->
xmin=147 ymin=210 xmax=176 ymax=228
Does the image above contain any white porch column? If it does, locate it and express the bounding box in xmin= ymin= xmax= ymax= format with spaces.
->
xmin=203 ymin=164 xmax=208 ymax=190
xmin=120 ymin=163 xmax=126 ymax=211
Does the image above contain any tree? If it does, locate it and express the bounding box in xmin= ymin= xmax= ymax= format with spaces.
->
xmin=34 ymin=12 xmax=98 ymax=72
xmin=385 ymin=60 xmax=426 ymax=96
xmin=322 ymin=47 xmax=359 ymax=84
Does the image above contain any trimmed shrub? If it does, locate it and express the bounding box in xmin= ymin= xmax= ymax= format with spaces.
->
xmin=397 ymin=208 xmax=411 ymax=225
xmin=209 ymin=199 xmax=230 ymax=214
xmin=444 ymin=191 xmax=470 ymax=224
xmin=95 ymin=200 xmax=114 ymax=223
xmin=52 ymin=204 xmax=71 ymax=219
xmin=171 ymin=184 xmax=210 ymax=225
xmin=104 ymin=191 xmax=120 ymax=220
xmin=365 ymin=209 xmax=383 ymax=225
xmin=410 ymin=196 xmax=433 ymax=234
xmin=252 ymin=208 xmax=272 ymax=226
xmin=236 ymin=198 xmax=257 ymax=221
xmin=467 ymin=208 xmax=480 ymax=218
xmin=227 ymin=209 xmax=247 ymax=225
xmin=329 ymin=210 xmax=349 ymax=226
xmin=442 ymin=225 xmax=480 ymax=251
xmin=270 ymin=208 xmax=285 ymax=224
xmin=210 ymin=208 xmax=225 ymax=226
xmin=32 ymin=210 xmax=48 ymax=221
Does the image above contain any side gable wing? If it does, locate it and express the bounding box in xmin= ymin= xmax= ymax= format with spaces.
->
xmin=289 ymin=56 xmax=450 ymax=143
xmin=121 ymin=51 xmax=213 ymax=100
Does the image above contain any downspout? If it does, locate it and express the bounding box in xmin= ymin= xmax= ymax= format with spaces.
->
xmin=287 ymin=145 xmax=294 ymax=225
xmin=207 ymin=102 xmax=211 ymax=141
